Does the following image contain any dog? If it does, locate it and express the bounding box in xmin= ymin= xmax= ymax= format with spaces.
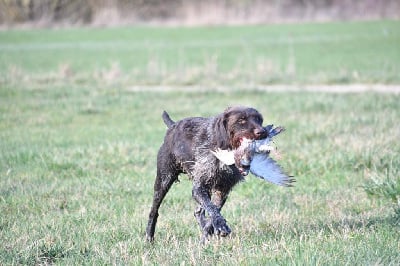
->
xmin=146 ymin=106 xmax=268 ymax=242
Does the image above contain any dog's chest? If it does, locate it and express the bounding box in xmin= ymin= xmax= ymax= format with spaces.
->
xmin=215 ymin=164 xmax=244 ymax=188
xmin=190 ymin=153 xmax=243 ymax=187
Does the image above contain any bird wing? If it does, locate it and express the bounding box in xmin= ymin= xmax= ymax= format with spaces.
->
xmin=211 ymin=149 xmax=235 ymax=165
xmin=250 ymin=154 xmax=295 ymax=187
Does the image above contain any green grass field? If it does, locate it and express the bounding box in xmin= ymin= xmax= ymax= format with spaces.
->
xmin=1 ymin=20 xmax=400 ymax=85
xmin=1 ymin=21 xmax=400 ymax=265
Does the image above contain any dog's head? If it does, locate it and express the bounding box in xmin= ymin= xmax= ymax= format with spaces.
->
xmin=215 ymin=106 xmax=266 ymax=173
xmin=223 ymin=106 xmax=265 ymax=148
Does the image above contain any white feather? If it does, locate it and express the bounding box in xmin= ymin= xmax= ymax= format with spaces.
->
xmin=257 ymin=144 xmax=275 ymax=152
xmin=253 ymin=137 xmax=272 ymax=152
xmin=250 ymin=154 xmax=294 ymax=187
xmin=211 ymin=149 xmax=235 ymax=165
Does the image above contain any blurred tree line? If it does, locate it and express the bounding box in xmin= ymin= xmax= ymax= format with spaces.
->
xmin=0 ymin=0 xmax=398 ymax=26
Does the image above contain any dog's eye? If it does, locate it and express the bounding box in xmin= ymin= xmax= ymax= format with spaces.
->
xmin=238 ymin=118 xmax=246 ymax=124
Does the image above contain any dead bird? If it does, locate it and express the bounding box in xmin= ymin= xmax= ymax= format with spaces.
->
xmin=211 ymin=125 xmax=295 ymax=187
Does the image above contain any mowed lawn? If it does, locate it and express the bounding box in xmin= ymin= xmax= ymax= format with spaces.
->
xmin=1 ymin=21 xmax=400 ymax=265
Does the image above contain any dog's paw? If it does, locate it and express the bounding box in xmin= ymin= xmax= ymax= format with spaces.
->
xmin=212 ymin=215 xmax=231 ymax=237
xmin=146 ymin=232 xmax=155 ymax=243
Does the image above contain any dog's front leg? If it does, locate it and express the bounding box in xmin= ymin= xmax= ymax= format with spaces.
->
xmin=192 ymin=184 xmax=231 ymax=239
xmin=194 ymin=205 xmax=214 ymax=243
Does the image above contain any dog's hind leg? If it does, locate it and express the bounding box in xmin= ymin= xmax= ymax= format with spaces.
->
xmin=146 ymin=150 xmax=179 ymax=242
xmin=146 ymin=172 xmax=177 ymax=242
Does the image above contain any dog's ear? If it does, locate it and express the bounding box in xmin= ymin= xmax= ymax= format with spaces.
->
xmin=214 ymin=111 xmax=231 ymax=149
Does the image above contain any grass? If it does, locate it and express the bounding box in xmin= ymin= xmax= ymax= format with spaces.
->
xmin=1 ymin=21 xmax=400 ymax=265
xmin=363 ymin=165 xmax=400 ymax=218
xmin=1 ymin=86 xmax=400 ymax=265
xmin=1 ymin=20 xmax=400 ymax=85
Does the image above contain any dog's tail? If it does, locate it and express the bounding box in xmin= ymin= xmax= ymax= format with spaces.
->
xmin=162 ymin=111 xmax=175 ymax=128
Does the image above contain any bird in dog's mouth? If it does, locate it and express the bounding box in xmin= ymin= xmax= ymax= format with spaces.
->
xmin=211 ymin=125 xmax=295 ymax=187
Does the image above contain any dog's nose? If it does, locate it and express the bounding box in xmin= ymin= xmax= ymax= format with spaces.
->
xmin=254 ymin=128 xmax=265 ymax=137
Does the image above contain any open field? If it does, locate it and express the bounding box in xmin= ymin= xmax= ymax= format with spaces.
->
xmin=1 ymin=21 xmax=400 ymax=264
xmin=1 ymin=20 xmax=400 ymax=86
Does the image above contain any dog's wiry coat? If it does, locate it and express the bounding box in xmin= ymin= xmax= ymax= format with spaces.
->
xmin=146 ymin=107 xmax=266 ymax=242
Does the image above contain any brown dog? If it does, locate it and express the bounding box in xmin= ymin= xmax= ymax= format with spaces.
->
xmin=146 ymin=107 xmax=267 ymax=242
